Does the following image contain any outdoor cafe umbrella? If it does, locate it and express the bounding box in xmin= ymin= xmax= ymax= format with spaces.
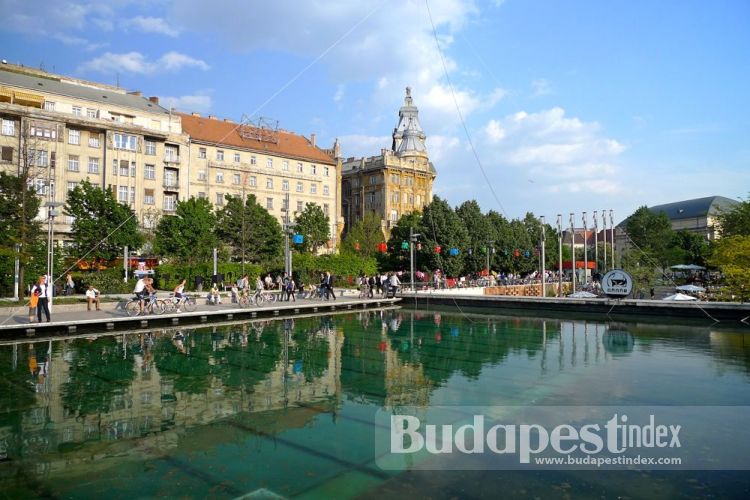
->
xmin=569 ymin=291 xmax=599 ymax=298
xmin=675 ymin=284 xmax=706 ymax=293
xmin=662 ymin=293 xmax=698 ymax=301
xmin=670 ymin=264 xmax=706 ymax=271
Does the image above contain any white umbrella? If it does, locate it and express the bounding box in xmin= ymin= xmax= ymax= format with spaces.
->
xmin=671 ymin=264 xmax=706 ymax=271
xmin=569 ymin=291 xmax=599 ymax=298
xmin=676 ymin=284 xmax=706 ymax=293
xmin=662 ymin=293 xmax=698 ymax=301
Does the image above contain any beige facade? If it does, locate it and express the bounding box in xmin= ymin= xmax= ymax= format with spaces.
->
xmin=341 ymin=87 xmax=436 ymax=238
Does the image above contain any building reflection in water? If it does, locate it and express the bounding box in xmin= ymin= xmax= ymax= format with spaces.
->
xmin=0 ymin=310 xmax=748 ymax=482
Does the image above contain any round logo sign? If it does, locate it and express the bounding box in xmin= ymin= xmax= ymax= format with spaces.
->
xmin=601 ymin=269 xmax=633 ymax=298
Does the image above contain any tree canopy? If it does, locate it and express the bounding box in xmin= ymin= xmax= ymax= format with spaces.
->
xmin=294 ymin=202 xmax=330 ymax=253
xmin=342 ymin=211 xmax=385 ymax=258
xmin=215 ymin=194 xmax=283 ymax=264
xmin=717 ymin=194 xmax=750 ymax=237
xmin=154 ymin=196 xmax=217 ymax=264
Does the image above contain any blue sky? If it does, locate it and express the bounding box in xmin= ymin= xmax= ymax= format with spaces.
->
xmin=1 ymin=0 xmax=748 ymax=224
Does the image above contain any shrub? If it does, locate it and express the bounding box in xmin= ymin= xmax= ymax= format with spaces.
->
xmin=76 ymin=268 xmax=136 ymax=294
xmin=155 ymin=262 xmax=262 ymax=291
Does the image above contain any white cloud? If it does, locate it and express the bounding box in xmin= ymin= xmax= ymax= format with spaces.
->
xmin=123 ymin=16 xmax=181 ymax=37
xmin=79 ymin=51 xmax=209 ymax=74
xmin=160 ymin=93 xmax=212 ymax=113
xmin=333 ymin=84 xmax=345 ymax=102
xmin=531 ymin=78 xmax=552 ymax=97
xmin=338 ymin=134 xmax=391 ymax=159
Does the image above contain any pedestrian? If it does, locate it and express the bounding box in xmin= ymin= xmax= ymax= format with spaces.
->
xmin=280 ymin=272 xmax=289 ymax=301
xmin=32 ymin=276 xmax=51 ymax=322
xmin=86 ymin=284 xmax=101 ymax=311
xmin=286 ymin=275 xmax=296 ymax=302
xmin=325 ymin=271 xmax=336 ymax=301
xmin=65 ymin=273 xmax=75 ymax=295
xmin=650 ymin=287 xmax=655 ymax=300
xmin=28 ymin=286 xmax=39 ymax=323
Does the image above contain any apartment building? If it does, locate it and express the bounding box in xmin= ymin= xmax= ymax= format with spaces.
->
xmin=0 ymin=63 xmax=186 ymax=239
xmin=178 ymin=112 xmax=343 ymax=249
xmin=341 ymin=87 xmax=436 ymax=238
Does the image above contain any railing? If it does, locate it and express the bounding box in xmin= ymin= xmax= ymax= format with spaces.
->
xmin=162 ymin=180 xmax=179 ymax=189
xmin=164 ymin=155 xmax=180 ymax=164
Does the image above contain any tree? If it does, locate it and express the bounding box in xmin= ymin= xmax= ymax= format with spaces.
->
xmin=716 ymin=194 xmax=750 ymax=237
xmin=456 ymin=200 xmax=492 ymax=273
xmin=0 ymin=172 xmax=42 ymax=295
xmin=672 ymin=230 xmax=709 ymax=267
xmin=154 ymin=197 xmax=216 ymax=264
xmin=624 ymin=206 xmax=675 ymax=272
xmin=65 ymin=180 xmax=143 ymax=263
xmin=416 ymin=196 xmax=468 ymax=277
xmin=294 ymin=203 xmax=330 ymax=253
xmin=708 ymin=236 xmax=750 ymax=302
xmin=385 ymin=211 xmax=422 ymax=270
xmin=342 ymin=211 xmax=385 ymax=258
xmin=215 ymin=194 xmax=283 ymax=265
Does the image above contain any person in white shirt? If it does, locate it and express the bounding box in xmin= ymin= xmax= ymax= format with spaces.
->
xmin=85 ymin=285 xmax=101 ymax=311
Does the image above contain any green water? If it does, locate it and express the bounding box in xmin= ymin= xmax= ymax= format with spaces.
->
xmin=1 ymin=309 xmax=749 ymax=499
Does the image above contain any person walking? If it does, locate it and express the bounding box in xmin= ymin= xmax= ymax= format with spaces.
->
xmin=280 ymin=272 xmax=289 ymax=301
xmin=32 ymin=276 xmax=51 ymax=322
xmin=325 ymin=271 xmax=336 ymax=301
xmin=65 ymin=273 xmax=75 ymax=296
xmin=28 ymin=286 xmax=39 ymax=323
xmin=286 ymin=275 xmax=296 ymax=302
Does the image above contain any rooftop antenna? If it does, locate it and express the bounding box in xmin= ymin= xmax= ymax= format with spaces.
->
xmin=116 ymin=72 xmax=120 ymax=88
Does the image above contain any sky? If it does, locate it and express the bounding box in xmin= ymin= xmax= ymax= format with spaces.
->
xmin=1 ymin=0 xmax=748 ymax=225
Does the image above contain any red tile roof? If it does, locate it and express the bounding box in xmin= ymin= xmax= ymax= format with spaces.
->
xmin=177 ymin=112 xmax=335 ymax=164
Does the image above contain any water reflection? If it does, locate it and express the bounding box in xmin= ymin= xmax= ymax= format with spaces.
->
xmin=0 ymin=310 xmax=749 ymax=496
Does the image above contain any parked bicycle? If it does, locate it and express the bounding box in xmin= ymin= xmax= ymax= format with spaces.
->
xmin=126 ymin=293 xmax=166 ymax=316
xmin=253 ymin=289 xmax=278 ymax=306
xmin=163 ymin=293 xmax=198 ymax=313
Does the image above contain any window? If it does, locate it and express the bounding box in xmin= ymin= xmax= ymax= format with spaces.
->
xmin=197 ymin=192 xmax=206 ymax=199
xmin=130 ymin=186 xmax=136 ymax=204
xmin=409 ymin=194 xmax=414 ymax=204
xmin=216 ymin=171 xmax=224 ymax=183
xmin=144 ymin=164 xmax=155 ymax=179
xmin=415 ymin=194 xmax=421 ymax=206
xmin=130 ymin=162 xmax=136 ymax=177
xmin=311 ymin=164 xmax=317 ymax=175
xmin=266 ymin=178 xmax=273 ymax=189
xmin=323 ymin=185 xmax=330 ymax=196
xmin=144 ymin=189 xmax=155 ymax=205
xmin=352 ymin=178 xmax=359 ymax=188
xmin=68 ymin=129 xmax=80 ymax=145
xmin=324 ymin=166 xmax=330 ymax=177
xmin=391 ymin=192 xmax=400 ymax=203
xmin=88 ymin=133 xmax=100 ymax=148
xmin=34 ymin=179 xmax=47 ymax=194
xmin=1 ymin=146 xmax=14 ymax=162
xmin=297 ymin=162 xmax=303 ymax=173
xmin=324 ymin=204 xmax=330 ymax=216
xmin=67 ymin=155 xmax=80 ymax=172
xmin=249 ymin=176 xmax=257 ymax=187
xmin=216 ymin=193 xmax=224 ymax=206
xmin=310 ymin=184 xmax=317 ymax=194
xmin=297 ymin=200 xmax=304 ymax=212
xmin=2 ymin=119 xmax=15 ymax=136
xmin=198 ymin=147 xmax=206 ymax=159
xmin=233 ymin=173 xmax=241 ymax=185
xmin=266 ymin=198 xmax=273 ymax=210
xmin=67 ymin=181 xmax=77 ymax=193
xmin=369 ymin=175 xmax=377 ymax=185
xmin=72 ymin=106 xmax=82 ymax=117
xmin=30 ymin=124 xmax=57 ymax=139
xmin=198 ymin=170 xmax=207 ymax=181
xmin=282 ymin=180 xmax=289 ymax=191
xmin=282 ymin=160 xmax=289 ymax=171
xmin=112 ymin=158 xmax=118 ymax=176
xmin=216 ymin=149 xmax=224 ymax=161
xmin=234 ymin=152 xmax=241 ymax=163
xmin=250 ymin=155 xmax=257 ymax=165
xmin=113 ymin=133 xmax=137 ymax=151
xmin=165 ymin=145 xmax=178 ymax=161
xmin=119 ymin=160 xmax=129 ymax=177
xmin=164 ymin=195 xmax=177 ymax=211
xmin=282 ymin=197 xmax=289 ymax=211
xmin=266 ymin=158 xmax=273 ymax=168
xmin=118 ymin=186 xmax=129 ymax=203
xmin=390 ymin=210 xmax=398 ymax=221
xmin=44 ymin=101 xmax=55 ymax=111
xmin=295 ymin=181 xmax=303 ymax=193
xmin=145 ymin=140 xmax=156 ymax=155
xmin=164 ymin=169 xmax=178 ymax=188
xmin=86 ymin=108 xmax=98 ymax=118
xmin=367 ymin=192 xmax=376 ymax=205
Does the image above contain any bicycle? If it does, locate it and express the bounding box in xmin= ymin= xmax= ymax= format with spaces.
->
xmin=238 ymin=289 xmax=255 ymax=308
xmin=126 ymin=293 xmax=166 ymax=316
xmin=253 ymin=289 xmax=278 ymax=306
xmin=358 ymin=284 xmax=371 ymax=299
xmin=163 ymin=294 xmax=198 ymax=313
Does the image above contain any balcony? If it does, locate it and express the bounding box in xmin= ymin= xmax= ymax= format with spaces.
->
xmin=164 ymin=155 xmax=180 ymax=164
xmin=162 ymin=203 xmax=176 ymax=213
xmin=163 ymin=179 xmax=179 ymax=190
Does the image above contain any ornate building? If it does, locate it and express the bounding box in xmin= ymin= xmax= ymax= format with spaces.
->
xmin=341 ymin=87 xmax=436 ymax=238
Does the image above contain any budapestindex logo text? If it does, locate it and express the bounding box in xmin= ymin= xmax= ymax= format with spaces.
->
xmin=391 ymin=413 xmax=681 ymax=464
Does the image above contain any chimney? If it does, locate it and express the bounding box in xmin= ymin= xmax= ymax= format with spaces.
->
xmin=148 ymin=96 xmax=159 ymax=104
xmin=310 ymin=133 xmax=316 ymax=147
xmin=223 ymin=118 xmax=234 ymax=123
xmin=191 ymin=112 xmax=201 ymax=117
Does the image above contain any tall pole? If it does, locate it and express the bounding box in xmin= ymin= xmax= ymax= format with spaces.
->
xmin=609 ymin=209 xmax=615 ymax=270
xmin=569 ymin=212 xmax=576 ymax=292
xmin=212 ymin=247 xmax=218 ymax=280
xmin=486 ymin=242 xmax=491 ymax=278
xmin=557 ymin=214 xmax=563 ymax=297
xmin=409 ymin=226 xmax=415 ymax=292
xmin=124 ymin=246 xmax=128 ymax=283
xmin=540 ymin=216 xmax=546 ymax=297
xmin=593 ymin=210 xmax=598 ymax=279
xmin=602 ymin=210 xmax=608 ymax=272
xmin=13 ymin=244 xmax=20 ymax=301
xmin=582 ymin=212 xmax=588 ymax=286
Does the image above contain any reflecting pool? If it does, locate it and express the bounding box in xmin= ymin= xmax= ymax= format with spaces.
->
xmin=1 ymin=309 xmax=749 ymax=498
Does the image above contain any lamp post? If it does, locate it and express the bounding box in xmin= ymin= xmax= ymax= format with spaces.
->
xmin=593 ymin=210 xmax=598 ymax=279
xmin=44 ymin=201 xmax=63 ymax=311
xmin=582 ymin=212 xmax=588 ymax=286
xmin=13 ymin=243 xmax=21 ymax=301
xmin=602 ymin=210 xmax=608 ymax=272
xmin=409 ymin=227 xmax=421 ymax=292
xmin=569 ymin=212 xmax=576 ymax=292
xmin=540 ymin=216 xmax=546 ymax=298
xmin=609 ymin=209 xmax=615 ymax=270
xmin=282 ymin=193 xmax=296 ymax=276
xmin=556 ymin=214 xmax=563 ymax=297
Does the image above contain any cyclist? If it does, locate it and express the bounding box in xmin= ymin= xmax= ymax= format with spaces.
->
xmin=133 ymin=276 xmax=148 ymax=313
xmin=253 ymin=275 xmax=264 ymax=304
xmin=173 ymin=279 xmax=186 ymax=312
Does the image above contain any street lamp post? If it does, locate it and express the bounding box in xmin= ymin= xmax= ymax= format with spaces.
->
xmin=44 ymin=201 xmax=63 ymax=311
xmin=556 ymin=214 xmax=563 ymax=297
xmin=582 ymin=212 xmax=588 ymax=286
xmin=609 ymin=209 xmax=615 ymax=270
xmin=593 ymin=210 xmax=598 ymax=279
xmin=569 ymin=212 xmax=576 ymax=292
xmin=602 ymin=210 xmax=608 ymax=272
xmin=409 ymin=227 xmax=421 ymax=292
xmin=282 ymin=193 xmax=296 ymax=277
xmin=540 ymin=216 xmax=546 ymax=298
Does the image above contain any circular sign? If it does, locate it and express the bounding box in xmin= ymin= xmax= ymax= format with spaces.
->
xmin=601 ymin=269 xmax=633 ymax=298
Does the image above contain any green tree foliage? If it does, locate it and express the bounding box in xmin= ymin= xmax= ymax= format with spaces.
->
xmin=672 ymin=230 xmax=709 ymax=267
xmin=293 ymin=252 xmax=378 ymax=286
xmin=65 ymin=180 xmax=143 ymax=262
xmin=708 ymin=236 xmax=750 ymax=302
xmin=456 ymin=200 xmax=492 ymax=273
xmin=624 ymin=206 xmax=676 ymax=271
xmin=417 ymin=196 xmax=468 ymax=276
xmin=215 ymin=194 xmax=283 ymax=264
xmin=716 ymin=194 xmax=750 ymax=237
xmin=154 ymin=197 xmax=217 ymax=264
xmin=384 ymin=211 xmax=422 ymax=270
xmin=342 ymin=211 xmax=385 ymax=258
xmin=294 ymin=202 xmax=330 ymax=253
xmin=0 ymin=172 xmax=43 ymax=294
